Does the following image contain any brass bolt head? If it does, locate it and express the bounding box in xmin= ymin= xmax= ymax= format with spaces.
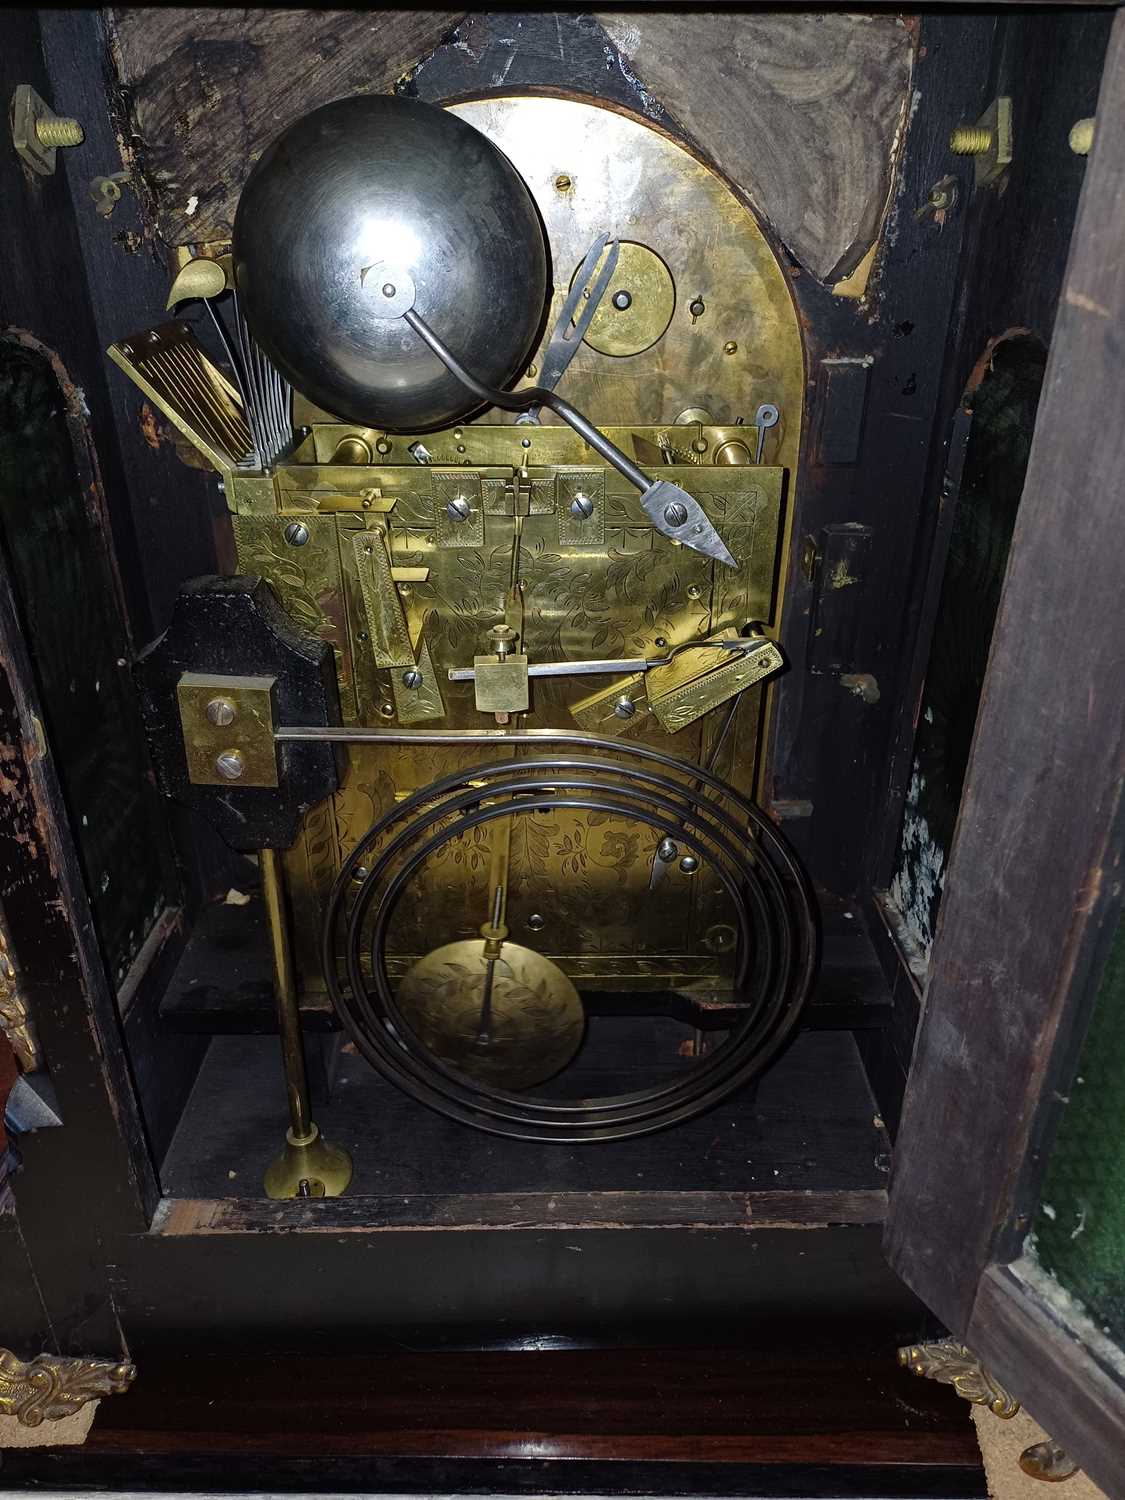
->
xmin=723 ymin=340 xmax=738 ymax=355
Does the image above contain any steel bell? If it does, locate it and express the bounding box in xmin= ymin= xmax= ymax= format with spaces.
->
xmin=233 ymin=95 xmax=549 ymax=432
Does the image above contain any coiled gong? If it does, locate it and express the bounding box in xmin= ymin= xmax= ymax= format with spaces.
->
xmin=323 ymin=741 xmax=816 ymax=1141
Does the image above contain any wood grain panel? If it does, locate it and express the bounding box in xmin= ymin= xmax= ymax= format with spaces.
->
xmin=597 ymin=11 xmax=914 ymax=283
xmin=110 ymin=9 xmax=912 ymax=286
xmin=109 ymin=8 xmax=464 ymax=245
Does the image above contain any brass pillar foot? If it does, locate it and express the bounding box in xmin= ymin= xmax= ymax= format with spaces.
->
xmin=263 ymin=1122 xmax=352 ymax=1198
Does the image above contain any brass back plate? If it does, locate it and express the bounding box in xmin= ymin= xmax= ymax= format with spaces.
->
xmin=238 ymin=95 xmax=804 ymax=992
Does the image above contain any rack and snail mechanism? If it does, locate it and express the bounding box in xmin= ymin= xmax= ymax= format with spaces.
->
xmin=115 ymin=93 xmax=815 ymax=1192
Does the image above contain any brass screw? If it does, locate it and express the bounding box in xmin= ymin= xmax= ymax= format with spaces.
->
xmin=215 ymin=749 xmax=245 ymax=781
xmin=206 ymin=696 xmax=236 ymax=727
xmin=36 ymin=116 xmax=84 ymax=148
xmin=950 ymin=126 xmax=993 ymax=155
xmin=554 ymin=173 xmax=573 ymax=193
xmin=723 ymin=340 xmax=738 ymax=355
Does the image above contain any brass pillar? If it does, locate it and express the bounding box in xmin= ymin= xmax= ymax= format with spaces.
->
xmin=260 ymin=848 xmax=352 ymax=1198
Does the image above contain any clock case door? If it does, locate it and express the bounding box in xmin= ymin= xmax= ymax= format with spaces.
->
xmin=884 ymin=13 xmax=1125 ymax=1493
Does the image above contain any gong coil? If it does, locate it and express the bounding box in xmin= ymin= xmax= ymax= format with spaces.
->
xmin=322 ymin=741 xmax=817 ymax=1141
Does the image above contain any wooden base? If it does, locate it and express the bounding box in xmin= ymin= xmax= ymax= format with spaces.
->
xmin=2 ymin=1346 xmax=985 ymax=1496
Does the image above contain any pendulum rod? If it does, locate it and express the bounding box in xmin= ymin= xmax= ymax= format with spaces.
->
xmin=260 ymin=847 xmax=353 ymax=1197
xmin=260 ymin=847 xmax=311 ymax=1138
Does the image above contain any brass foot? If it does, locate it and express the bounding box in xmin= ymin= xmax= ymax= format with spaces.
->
xmin=263 ymin=1122 xmax=352 ymax=1198
xmin=1019 ymin=1438 xmax=1080 ymax=1483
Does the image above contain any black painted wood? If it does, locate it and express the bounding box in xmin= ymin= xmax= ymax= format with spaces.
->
xmin=38 ymin=7 xmax=243 ymax=921
xmin=135 ymin=576 xmax=340 ymax=851
xmin=874 ymin=7 xmax=1114 ymax=902
xmin=0 ymin=561 xmax=150 ymax=1351
xmin=159 ymin=1028 xmax=890 ymax=1199
xmin=0 ymin=1205 xmax=53 ymax=1355
xmin=763 ymin=12 xmax=995 ymax=908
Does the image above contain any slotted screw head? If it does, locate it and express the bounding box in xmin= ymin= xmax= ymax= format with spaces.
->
xmin=614 ymin=696 xmax=636 ymax=719
xmin=569 ymin=493 xmax=594 ymax=521
xmin=401 ymin=668 xmax=423 ymax=689
xmin=206 ymin=696 xmax=236 ymax=727
xmin=663 ymin=501 xmax=689 ymax=528
xmin=446 ymin=495 xmax=472 ymax=522
xmin=215 ymin=749 xmax=245 ymax=780
xmin=656 ymin=838 xmax=678 ymax=863
xmin=284 ymin=521 xmax=310 ymax=546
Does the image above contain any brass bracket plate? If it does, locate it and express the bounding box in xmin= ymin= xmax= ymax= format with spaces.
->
xmin=570 ymin=672 xmax=651 ymax=736
xmin=473 ymin=654 xmax=530 ymax=714
xmin=647 ymin=639 xmax=784 ymax=732
xmin=352 ymin=526 xmax=415 ymax=668
xmin=556 ymin=468 xmax=606 ymax=546
xmin=432 ymin=471 xmax=485 ymax=546
xmin=176 ymin=672 xmax=278 ymax=787
xmin=391 ymin=638 xmax=445 ymax=724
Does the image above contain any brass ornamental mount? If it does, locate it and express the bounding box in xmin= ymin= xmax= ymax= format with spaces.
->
xmin=0 ymin=1349 xmax=135 ymax=1427
xmin=898 ymin=1338 xmax=1021 ymax=1417
xmin=0 ymin=910 xmax=37 ymax=1072
xmin=899 ymin=1340 xmax=1081 ymax=1484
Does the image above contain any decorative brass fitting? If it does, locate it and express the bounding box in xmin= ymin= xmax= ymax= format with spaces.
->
xmin=0 ymin=1349 xmax=134 ymax=1426
xmin=898 ymin=1339 xmax=1021 ymax=1418
xmin=950 ymin=96 xmax=1013 ymax=186
xmin=10 ymin=85 xmax=84 ymax=176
